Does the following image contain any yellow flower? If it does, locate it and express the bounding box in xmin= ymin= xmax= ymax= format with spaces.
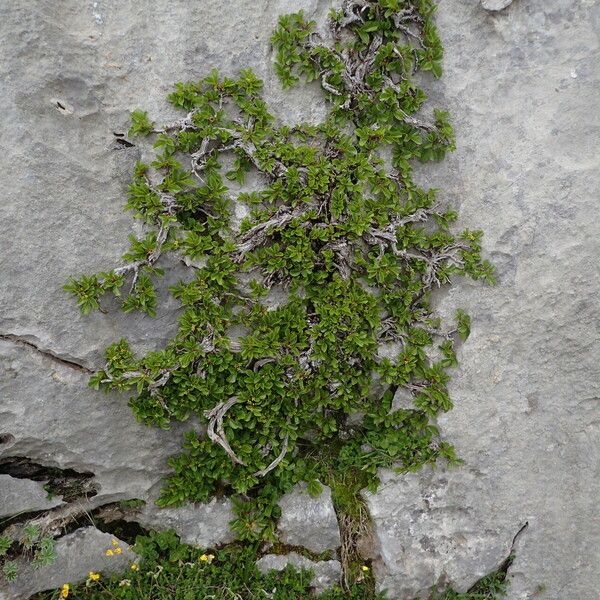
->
xmin=130 ymin=563 xmax=140 ymax=571
xmin=114 ymin=547 xmax=122 ymax=554
xmin=199 ymin=553 xmax=215 ymax=563
xmin=88 ymin=571 xmax=101 ymax=581
xmin=361 ymin=565 xmax=370 ymax=572
xmin=60 ymin=584 xmax=70 ymax=599
xmin=105 ymin=549 xmax=114 ymax=556
xmin=119 ymin=579 xmax=131 ymax=587
xmin=111 ymin=539 xmax=119 ymax=546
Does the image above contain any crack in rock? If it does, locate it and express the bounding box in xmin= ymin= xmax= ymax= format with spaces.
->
xmin=510 ymin=521 xmax=529 ymax=548
xmin=1 ymin=495 xmax=145 ymax=543
xmin=0 ymin=333 xmax=93 ymax=373
xmin=0 ymin=456 xmax=97 ymax=504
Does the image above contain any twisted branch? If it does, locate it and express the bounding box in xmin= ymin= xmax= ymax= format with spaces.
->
xmin=204 ymin=396 xmax=246 ymax=466
xmin=233 ymin=202 xmax=317 ymax=259
xmin=253 ymin=432 xmax=290 ymax=477
xmin=113 ymin=221 xmax=170 ymax=292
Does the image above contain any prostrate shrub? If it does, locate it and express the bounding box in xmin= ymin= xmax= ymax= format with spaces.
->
xmin=64 ymin=0 xmax=494 ymax=591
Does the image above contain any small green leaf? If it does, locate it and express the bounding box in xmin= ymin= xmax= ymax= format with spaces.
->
xmin=128 ymin=109 xmax=154 ymax=137
xmin=306 ymin=479 xmax=323 ymax=498
xmin=455 ymin=309 xmax=471 ymax=341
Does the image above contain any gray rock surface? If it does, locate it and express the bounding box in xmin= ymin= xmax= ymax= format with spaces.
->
xmin=0 ymin=475 xmax=63 ymax=519
xmin=364 ymin=467 xmax=520 ymax=598
xmin=0 ymin=337 xmax=185 ymax=505
xmin=1 ymin=527 xmax=136 ymax=599
xmin=0 ymin=1 xmax=328 ymax=587
xmin=481 ymin=0 xmax=513 ymax=11
xmin=277 ymin=483 xmax=341 ymax=554
xmin=0 ymin=0 xmax=329 ymax=371
xmin=1 ymin=1 xmax=599 ymax=599
xmin=367 ymin=1 xmax=600 ymax=599
xmin=129 ymin=496 xmax=236 ymax=548
xmin=256 ymin=552 xmax=342 ymax=593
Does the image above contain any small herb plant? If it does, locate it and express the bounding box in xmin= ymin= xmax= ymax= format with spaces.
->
xmin=424 ymin=567 xmax=510 ymax=600
xmin=0 ymin=524 xmax=56 ymax=583
xmin=65 ymin=0 xmax=492 ymax=554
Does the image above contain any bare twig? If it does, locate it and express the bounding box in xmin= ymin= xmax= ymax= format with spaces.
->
xmin=233 ymin=203 xmax=317 ymax=259
xmin=114 ymin=221 xmax=171 ymax=292
xmin=253 ymin=433 xmax=290 ymax=477
xmin=158 ymin=110 xmax=198 ymax=134
xmin=204 ymin=396 xmax=246 ymax=465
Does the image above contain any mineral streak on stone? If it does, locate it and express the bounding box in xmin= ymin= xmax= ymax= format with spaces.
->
xmin=277 ymin=483 xmax=341 ymax=554
xmin=257 ymin=553 xmax=342 ymax=594
xmin=0 ymin=1 xmax=599 ymax=599
xmin=1 ymin=528 xmax=136 ymax=599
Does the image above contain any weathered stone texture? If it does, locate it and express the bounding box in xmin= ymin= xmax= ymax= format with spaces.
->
xmin=277 ymin=483 xmax=341 ymax=554
xmin=257 ymin=552 xmax=342 ymax=593
xmin=481 ymin=0 xmax=513 ymax=11
xmin=0 ymin=475 xmax=63 ymax=518
xmin=0 ymin=1 xmax=598 ymax=599
xmin=367 ymin=1 xmax=600 ymax=599
xmin=364 ymin=467 xmax=520 ymax=598
xmin=3 ymin=528 xmax=135 ymax=599
xmin=129 ymin=496 xmax=236 ymax=549
xmin=0 ymin=338 xmax=184 ymax=504
xmin=0 ymin=2 xmax=329 ymax=594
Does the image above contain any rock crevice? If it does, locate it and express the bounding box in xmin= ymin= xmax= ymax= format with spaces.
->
xmin=0 ymin=335 xmax=92 ymax=374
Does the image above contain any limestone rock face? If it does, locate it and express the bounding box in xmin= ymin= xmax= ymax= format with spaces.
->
xmin=2 ymin=528 xmax=135 ymax=599
xmin=0 ymin=0 xmax=328 ymax=593
xmin=367 ymin=1 xmax=600 ymax=599
xmin=0 ymin=337 xmax=185 ymax=504
xmin=277 ymin=483 xmax=341 ymax=554
xmin=364 ymin=467 xmax=520 ymax=598
xmin=0 ymin=1 xmax=599 ymax=599
xmin=128 ymin=497 xmax=236 ymax=549
xmin=256 ymin=553 xmax=342 ymax=594
xmin=0 ymin=475 xmax=63 ymax=519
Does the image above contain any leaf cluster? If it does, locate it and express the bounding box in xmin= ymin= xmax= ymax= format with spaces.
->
xmin=0 ymin=523 xmax=57 ymax=583
xmin=272 ymin=1 xmax=455 ymax=178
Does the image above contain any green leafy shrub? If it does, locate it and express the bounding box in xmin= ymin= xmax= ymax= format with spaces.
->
xmin=65 ymin=0 xmax=493 ymax=546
